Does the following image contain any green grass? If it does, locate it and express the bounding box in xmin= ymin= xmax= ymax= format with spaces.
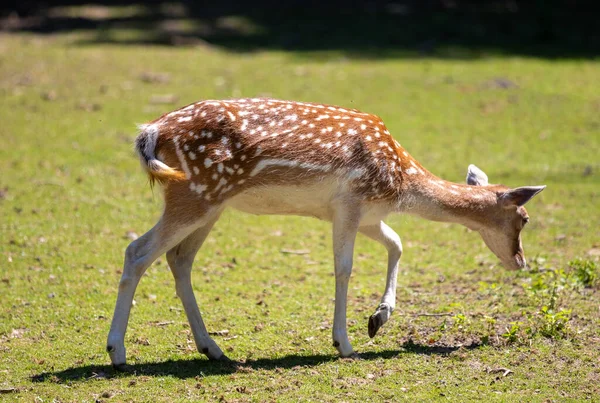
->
xmin=1 ymin=26 xmax=599 ymax=402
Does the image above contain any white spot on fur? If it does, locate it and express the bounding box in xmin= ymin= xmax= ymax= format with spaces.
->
xmin=204 ymin=158 xmax=213 ymax=168
xmin=172 ymin=136 xmax=191 ymax=179
xmin=249 ymin=159 xmax=331 ymax=177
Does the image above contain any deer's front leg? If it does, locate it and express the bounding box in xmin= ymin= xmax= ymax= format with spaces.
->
xmin=360 ymin=221 xmax=402 ymax=338
xmin=331 ymin=205 xmax=361 ymax=357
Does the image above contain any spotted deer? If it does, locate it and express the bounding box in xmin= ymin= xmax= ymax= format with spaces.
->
xmin=106 ymin=98 xmax=545 ymax=367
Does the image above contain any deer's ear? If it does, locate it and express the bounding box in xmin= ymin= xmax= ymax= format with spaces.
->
xmin=499 ymin=186 xmax=546 ymax=207
xmin=466 ymin=164 xmax=488 ymax=186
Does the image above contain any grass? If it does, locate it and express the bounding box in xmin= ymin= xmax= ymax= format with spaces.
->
xmin=1 ymin=17 xmax=600 ymax=402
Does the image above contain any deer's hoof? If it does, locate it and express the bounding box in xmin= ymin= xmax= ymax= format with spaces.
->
xmin=368 ymin=304 xmax=392 ymax=338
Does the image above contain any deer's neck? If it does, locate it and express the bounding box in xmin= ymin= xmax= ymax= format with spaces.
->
xmin=398 ymin=172 xmax=496 ymax=230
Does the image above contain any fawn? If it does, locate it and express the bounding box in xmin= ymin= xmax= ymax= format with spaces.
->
xmin=107 ymin=98 xmax=545 ymax=367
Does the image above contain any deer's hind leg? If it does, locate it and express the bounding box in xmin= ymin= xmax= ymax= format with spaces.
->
xmin=106 ymin=199 xmax=221 ymax=369
xmin=165 ymin=212 xmax=228 ymax=361
xmin=359 ymin=221 xmax=403 ymax=338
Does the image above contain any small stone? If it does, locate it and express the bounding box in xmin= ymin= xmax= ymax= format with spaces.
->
xmin=125 ymin=231 xmax=138 ymax=241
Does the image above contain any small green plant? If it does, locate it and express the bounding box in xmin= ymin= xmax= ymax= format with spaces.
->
xmin=539 ymin=307 xmax=571 ymax=339
xmin=452 ymin=313 xmax=468 ymax=330
xmin=478 ymin=281 xmax=500 ymax=295
xmin=569 ymin=258 xmax=598 ymax=288
xmin=480 ymin=316 xmax=497 ymax=345
xmin=502 ymin=321 xmax=522 ymax=343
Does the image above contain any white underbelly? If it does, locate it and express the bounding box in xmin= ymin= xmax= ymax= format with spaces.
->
xmin=227 ymin=182 xmax=337 ymax=220
xmin=226 ymin=180 xmax=392 ymax=226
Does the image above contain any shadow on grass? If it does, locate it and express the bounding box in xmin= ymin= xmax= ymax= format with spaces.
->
xmin=31 ymin=340 xmax=482 ymax=383
xmin=2 ymin=0 xmax=599 ymax=59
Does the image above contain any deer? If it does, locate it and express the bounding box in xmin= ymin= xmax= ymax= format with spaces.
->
xmin=106 ymin=98 xmax=545 ymax=368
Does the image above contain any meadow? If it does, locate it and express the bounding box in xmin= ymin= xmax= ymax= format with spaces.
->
xmin=1 ymin=7 xmax=599 ymax=401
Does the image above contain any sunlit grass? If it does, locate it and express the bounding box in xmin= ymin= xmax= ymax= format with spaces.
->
xmin=0 ymin=29 xmax=599 ymax=401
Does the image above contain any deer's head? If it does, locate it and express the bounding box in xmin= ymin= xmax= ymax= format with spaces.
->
xmin=466 ymin=165 xmax=545 ymax=270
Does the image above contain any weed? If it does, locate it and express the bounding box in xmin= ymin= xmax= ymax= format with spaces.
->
xmin=452 ymin=313 xmax=468 ymax=331
xmin=502 ymin=322 xmax=523 ymax=344
xmin=538 ymin=307 xmax=571 ymax=339
xmin=569 ymin=258 xmax=598 ymax=288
